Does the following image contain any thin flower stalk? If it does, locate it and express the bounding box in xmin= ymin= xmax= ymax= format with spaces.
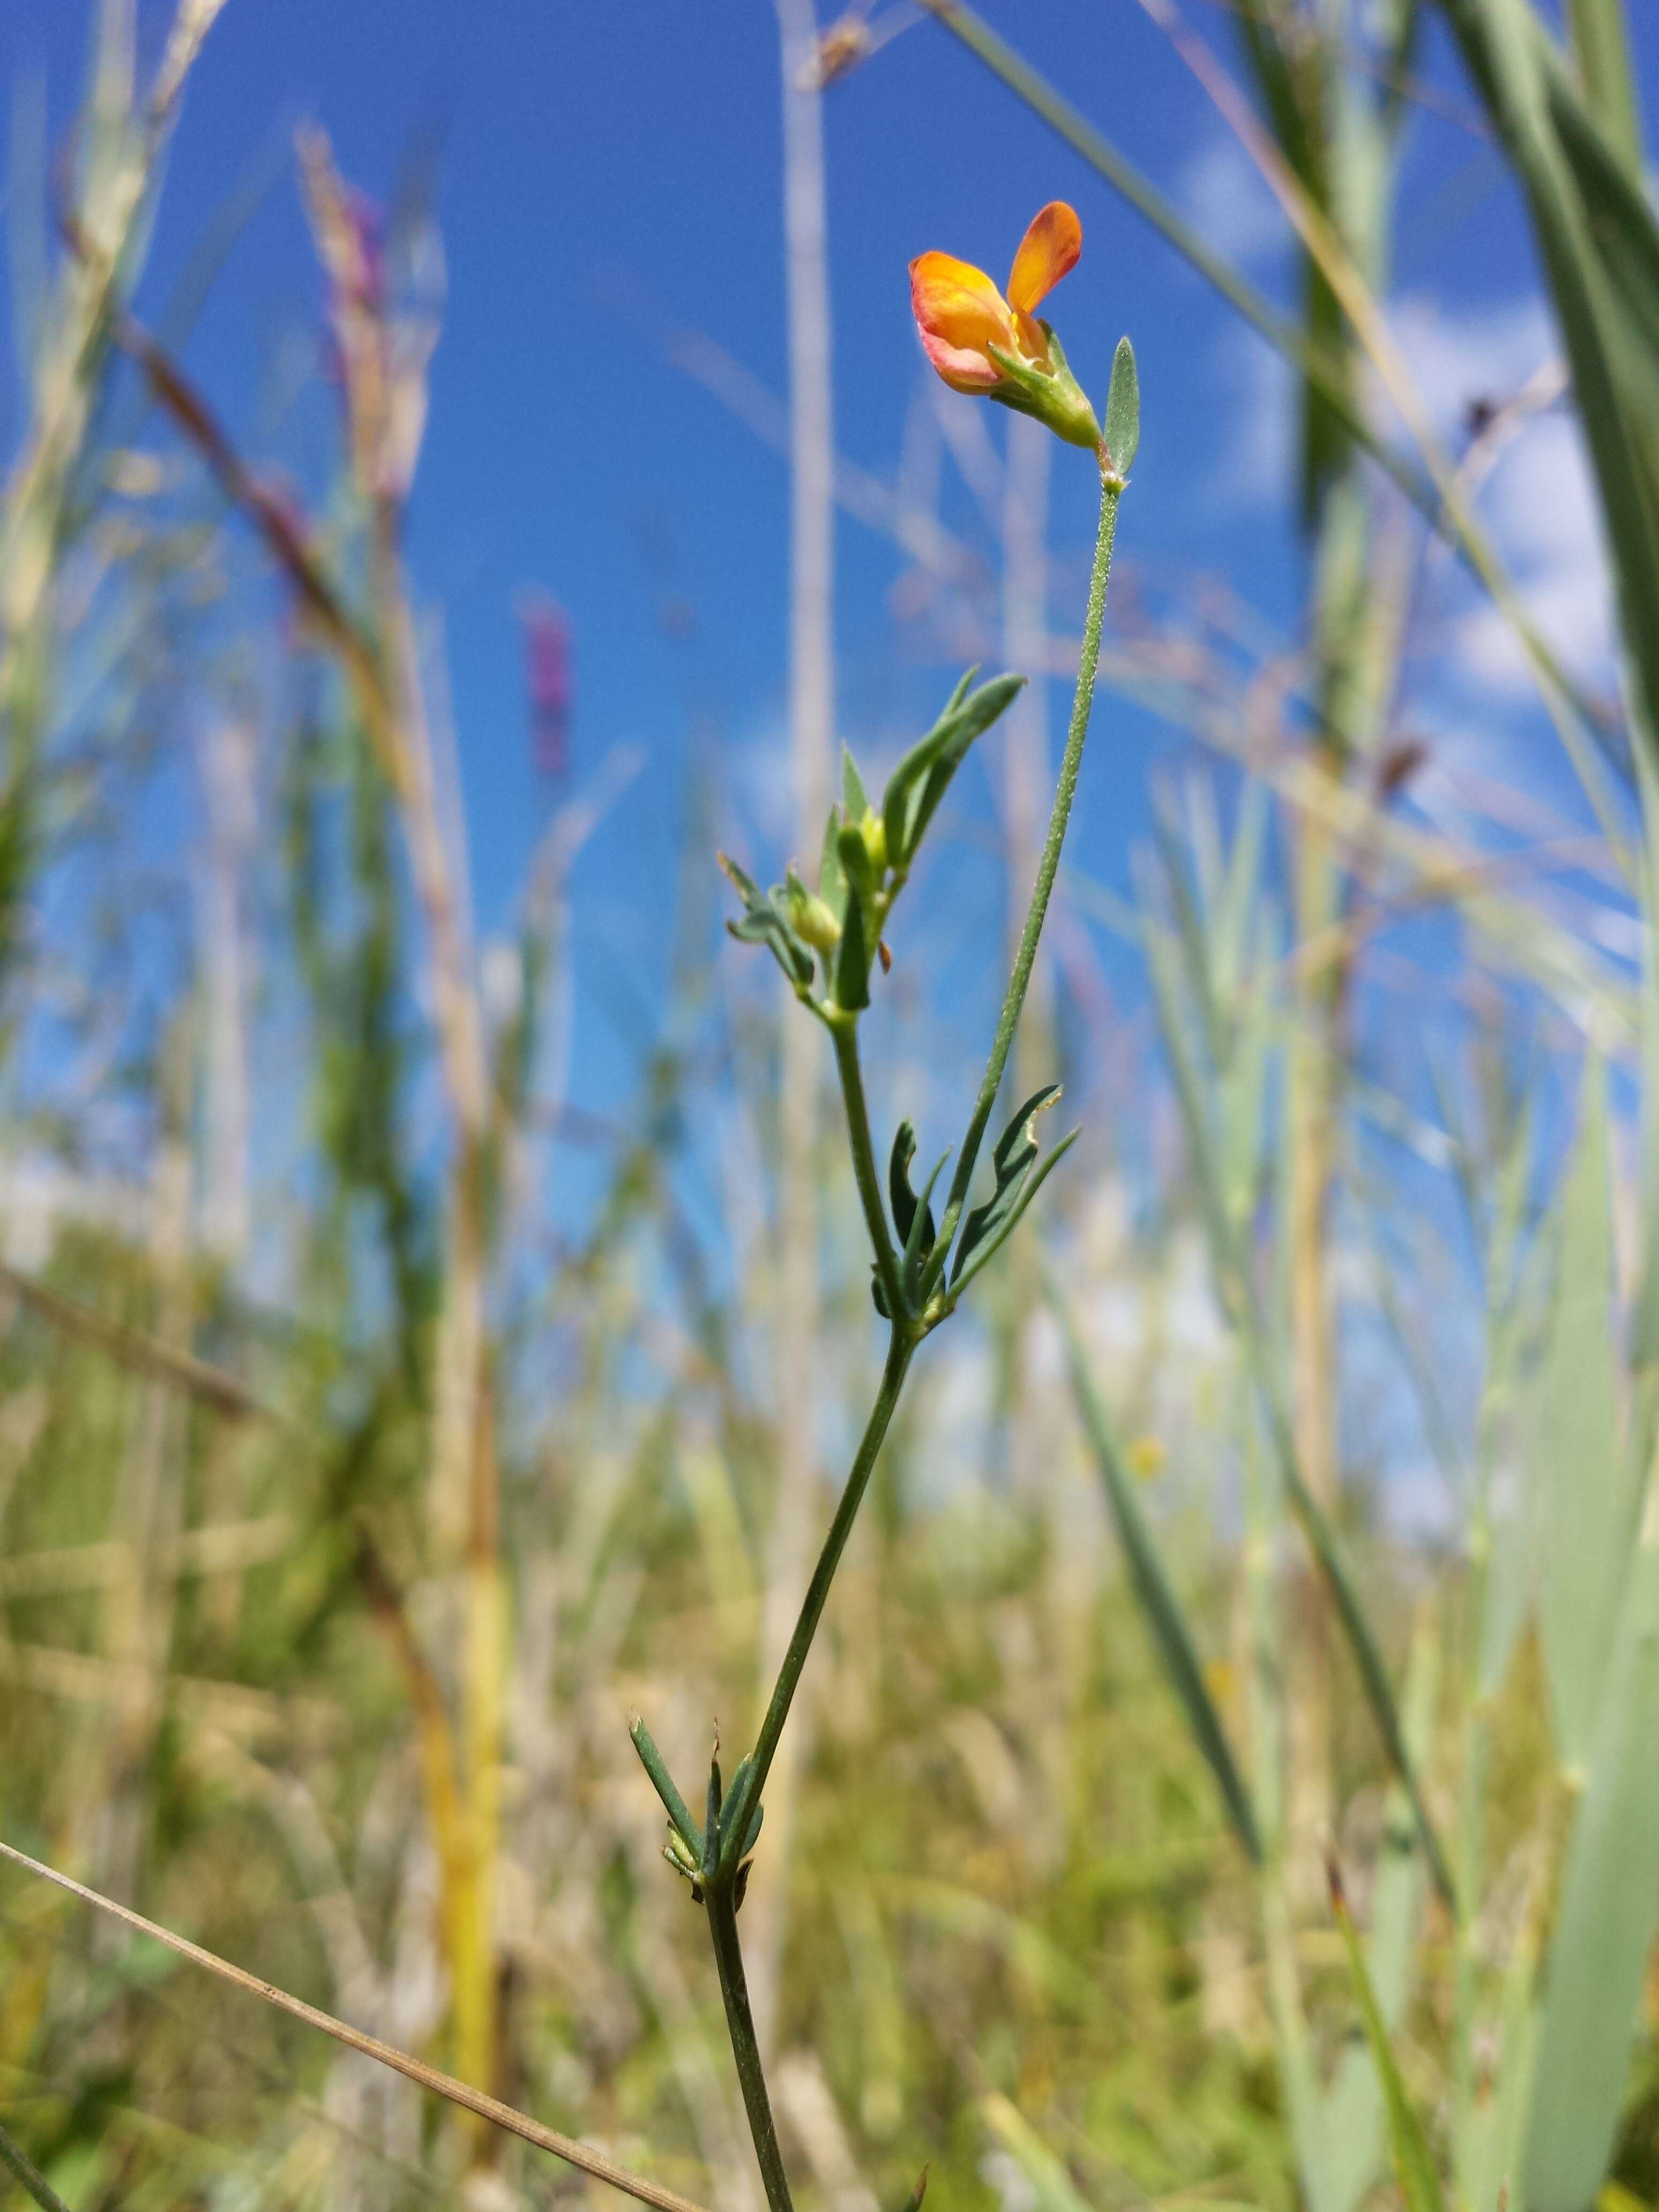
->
xmin=639 ymin=234 xmax=1137 ymax=2207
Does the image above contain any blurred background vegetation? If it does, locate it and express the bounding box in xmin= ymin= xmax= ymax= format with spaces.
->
xmin=2 ymin=1 xmax=1659 ymax=2209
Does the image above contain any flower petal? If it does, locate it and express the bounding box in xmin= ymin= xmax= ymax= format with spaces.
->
xmin=1006 ymin=201 xmax=1082 ymax=315
xmin=1012 ymin=305 xmax=1052 ymax=371
xmin=909 ymin=251 xmax=1018 ymax=392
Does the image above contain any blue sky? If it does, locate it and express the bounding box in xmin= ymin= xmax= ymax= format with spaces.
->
xmin=4 ymin=0 xmax=1653 ymax=1229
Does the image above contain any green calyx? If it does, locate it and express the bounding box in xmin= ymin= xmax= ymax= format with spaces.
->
xmin=986 ymin=325 xmax=1102 ymax=451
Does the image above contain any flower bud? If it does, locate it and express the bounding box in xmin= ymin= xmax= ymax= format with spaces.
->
xmin=784 ymin=864 xmax=842 ymax=952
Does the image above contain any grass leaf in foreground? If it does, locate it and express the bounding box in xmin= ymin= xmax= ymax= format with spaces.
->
xmin=1327 ymin=1855 xmax=1446 ymax=2212
xmin=1051 ymin=1274 xmax=1263 ymax=1865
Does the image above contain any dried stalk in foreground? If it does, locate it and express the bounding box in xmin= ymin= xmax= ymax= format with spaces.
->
xmin=0 ymin=1838 xmax=710 ymax=2212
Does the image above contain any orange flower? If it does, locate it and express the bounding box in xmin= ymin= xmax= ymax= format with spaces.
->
xmin=909 ymin=203 xmax=1100 ymax=450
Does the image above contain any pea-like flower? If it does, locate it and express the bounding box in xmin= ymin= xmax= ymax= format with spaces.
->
xmin=909 ymin=203 xmax=1102 ymax=451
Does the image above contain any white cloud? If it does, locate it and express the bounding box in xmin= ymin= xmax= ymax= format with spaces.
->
xmin=1385 ymin=294 xmax=1615 ymax=694
xmin=1180 ymin=134 xmax=1288 ymax=272
xmin=1387 ymin=293 xmax=1553 ymax=433
xmin=1453 ymin=411 xmax=1613 ymax=693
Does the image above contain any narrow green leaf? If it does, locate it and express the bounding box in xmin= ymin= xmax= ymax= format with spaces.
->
xmin=819 ymin=802 xmax=846 ymax=920
xmin=725 ymin=1755 xmax=765 ymax=1858
xmin=888 ymin=1120 xmax=936 ymax=1264
xmin=1632 ymin=759 xmax=1659 ymax=1379
xmin=629 ymin=1715 xmax=702 ymax=1857
xmin=1268 ymin=1385 xmax=1456 ymax=1906
xmin=1322 ymin=1618 xmax=1438 ymax=2212
xmin=1533 ymin=1054 xmax=1624 ymax=1766
xmin=701 ymin=1751 xmax=722 ymax=1886
xmin=978 ymin=2095 xmax=1094 ymax=2212
xmin=1103 ymin=335 xmax=1139 ymax=476
xmin=833 ymin=877 xmax=870 ymax=1012
xmin=1478 ymin=1107 xmax=1541 ymax=1699
xmin=881 ymin=670 xmax=1025 ymax=875
xmin=1441 ymin=0 xmax=1659 ymax=768
xmin=1328 ymin=1859 xmax=1447 ymax=2212
xmin=1053 ymin=1280 xmax=1263 ymax=1864
xmin=720 ymin=853 xmax=816 ymax=989
xmin=1459 ymin=1929 xmax=1540 ymax=2212
xmin=902 ymin=1147 xmax=950 ymax=1295
xmin=834 ymin=824 xmax=873 ymax=1011
xmin=1524 ymin=1454 xmax=1659 ymax=2212
xmin=842 ymin=744 xmax=868 ymax=820
xmin=1137 ymin=848 xmax=1452 ymax=1900
xmin=1262 ymin=1881 xmax=1337 ymax=2212
xmin=948 ymin=1127 xmax=1078 ymax=1300
xmin=1565 ymin=0 xmax=1642 ymax=174
xmin=951 ymin=1083 xmax=1060 ymax=1282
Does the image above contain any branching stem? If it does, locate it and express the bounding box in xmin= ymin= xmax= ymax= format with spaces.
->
xmin=706 ymin=440 xmax=1125 ymax=2212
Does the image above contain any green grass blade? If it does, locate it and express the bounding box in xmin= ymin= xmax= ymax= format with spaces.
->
xmin=1137 ymin=843 xmax=1452 ymax=1900
xmin=1532 ymin=1054 xmax=1625 ymax=1766
xmin=1440 ymin=0 xmax=1659 ymax=764
xmin=1459 ymin=1920 xmax=1541 ymax=2212
xmin=1051 ymin=1275 xmax=1264 ymax=1865
xmin=1523 ymin=1450 xmax=1659 ymax=2212
xmin=978 ymin=2094 xmax=1094 ymax=2212
xmin=1256 ymin=1364 xmax=1457 ymax=1906
xmin=1261 ymin=1878 xmax=1338 ymax=2212
xmin=1633 ymin=758 xmax=1659 ymax=1377
xmin=1328 ymin=1858 xmax=1447 ymax=2212
xmin=1565 ymin=0 xmax=1642 ymax=173
xmin=1322 ymin=1617 xmax=1438 ymax=2212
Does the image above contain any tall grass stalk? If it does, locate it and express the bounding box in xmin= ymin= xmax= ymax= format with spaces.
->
xmin=749 ymin=0 xmax=839 ymax=2067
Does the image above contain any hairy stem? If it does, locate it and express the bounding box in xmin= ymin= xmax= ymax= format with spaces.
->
xmin=720 ymin=1329 xmax=913 ymax=1876
xmin=928 ymin=465 xmax=1120 ymax=1289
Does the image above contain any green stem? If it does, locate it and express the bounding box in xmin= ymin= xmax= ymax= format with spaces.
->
xmin=0 ymin=2122 xmax=73 ymax=2212
xmin=720 ymin=1329 xmax=913 ymax=1876
xmin=707 ymin=1885 xmax=794 ymax=2212
xmin=831 ymin=1014 xmax=906 ymax=1321
xmin=928 ymin=466 xmax=1120 ymax=1292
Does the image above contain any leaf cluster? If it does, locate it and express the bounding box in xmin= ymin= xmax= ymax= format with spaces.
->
xmin=720 ymin=669 xmax=1026 ymax=1017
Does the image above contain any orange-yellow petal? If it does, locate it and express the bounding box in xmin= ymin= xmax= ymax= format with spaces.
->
xmin=1011 ymin=305 xmax=1052 ymax=371
xmin=909 ymin=251 xmax=1019 ymax=392
xmin=1006 ymin=201 xmax=1082 ymax=316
